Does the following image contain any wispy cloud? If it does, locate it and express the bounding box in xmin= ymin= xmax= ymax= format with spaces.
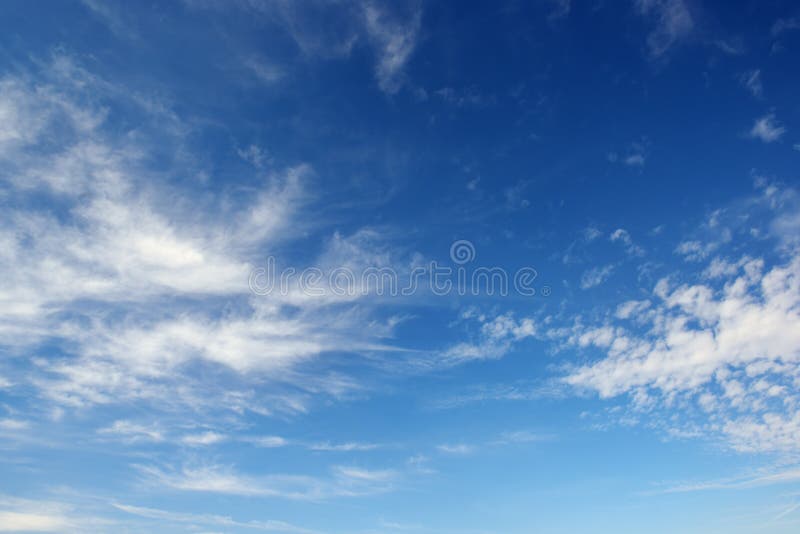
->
xmin=97 ymin=420 xmax=164 ymax=443
xmin=362 ymin=2 xmax=422 ymax=94
xmin=113 ymin=502 xmax=321 ymax=533
xmin=136 ymin=462 xmax=398 ymax=500
xmin=749 ymin=113 xmax=786 ymax=143
xmin=634 ymin=0 xmax=693 ymax=58
xmin=580 ymin=264 xmax=615 ymax=289
xmin=739 ymin=69 xmax=763 ymax=98
xmin=657 ymin=466 xmax=800 ymax=493
xmin=436 ymin=443 xmax=474 ymax=455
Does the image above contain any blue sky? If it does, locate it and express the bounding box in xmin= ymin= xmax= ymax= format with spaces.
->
xmin=1 ymin=0 xmax=800 ymax=532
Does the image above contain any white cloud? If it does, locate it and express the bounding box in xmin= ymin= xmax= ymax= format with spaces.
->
xmin=609 ymin=140 xmax=648 ymax=168
xmin=0 ymin=511 xmax=70 ymax=532
xmin=362 ymin=2 xmax=422 ymax=94
xmin=137 ymin=462 xmax=398 ymax=499
xmin=0 ymin=56 xmax=409 ymax=423
xmin=0 ymin=418 xmax=29 ymax=431
xmin=739 ymin=69 xmax=763 ymax=98
xmin=489 ymin=431 xmax=549 ymax=446
xmin=610 ymin=228 xmax=645 ymax=256
xmin=624 ymin=153 xmax=645 ymax=166
xmin=248 ymin=436 xmax=290 ymax=448
xmin=772 ymin=17 xmax=800 ymax=37
xmin=0 ymin=496 xmax=102 ymax=533
xmin=749 ymin=113 xmax=786 ymax=143
xmin=113 ymin=502 xmax=319 ymax=533
xmin=580 ymin=264 xmax=615 ymax=289
xmin=675 ymin=239 xmax=718 ymax=261
xmin=564 ymin=248 xmax=800 ymax=453
xmin=181 ymin=431 xmax=227 ymax=446
xmin=614 ymin=299 xmax=651 ymax=319
xmin=243 ymin=56 xmax=285 ymax=85
xmin=308 ymin=441 xmax=380 ymax=452
xmin=548 ymin=0 xmax=571 ymax=21
xmin=634 ymin=0 xmax=693 ymax=58
xmin=97 ymin=420 xmax=163 ymax=442
xmin=441 ymin=313 xmax=538 ymax=363
xmin=436 ymin=443 xmax=474 ymax=455
xmin=660 ymin=466 xmax=800 ymax=493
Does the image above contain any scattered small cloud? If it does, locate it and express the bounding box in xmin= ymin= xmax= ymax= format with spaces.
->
xmin=610 ymin=228 xmax=645 ymax=256
xmin=97 ymin=420 xmax=163 ymax=442
xmin=362 ymin=2 xmax=422 ymax=94
xmin=308 ymin=441 xmax=380 ymax=452
xmin=749 ymin=113 xmax=786 ymax=143
xmin=548 ymin=0 xmax=571 ymax=21
xmin=634 ymin=0 xmax=694 ymax=58
xmin=181 ymin=431 xmax=227 ymax=447
xmin=580 ymin=264 xmax=615 ymax=289
xmin=771 ymin=17 xmax=800 ymax=37
xmin=436 ymin=443 xmax=474 ymax=455
xmin=243 ymin=56 xmax=284 ymax=85
xmin=739 ymin=69 xmax=763 ymax=98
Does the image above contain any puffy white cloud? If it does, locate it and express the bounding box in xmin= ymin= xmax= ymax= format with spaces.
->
xmin=563 ymin=246 xmax=800 ymax=453
xmin=442 ymin=312 xmax=538 ymax=363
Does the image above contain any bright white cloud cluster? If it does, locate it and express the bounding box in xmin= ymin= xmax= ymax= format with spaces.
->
xmin=564 ymin=236 xmax=800 ymax=453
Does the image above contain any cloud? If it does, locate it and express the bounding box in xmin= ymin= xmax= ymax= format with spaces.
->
xmin=608 ymin=139 xmax=648 ymax=168
xmin=489 ymin=430 xmax=549 ymax=446
xmin=436 ymin=443 xmax=474 ymax=455
xmin=614 ymin=299 xmax=651 ymax=319
xmin=610 ymin=228 xmax=645 ymax=256
xmin=97 ymin=420 xmax=164 ymax=442
xmin=562 ymin=216 xmax=800 ymax=452
xmin=181 ymin=431 xmax=227 ymax=446
xmin=113 ymin=502 xmax=320 ymax=533
xmin=548 ymin=0 xmax=571 ymax=21
xmin=675 ymin=239 xmax=717 ymax=261
xmin=80 ymin=0 xmax=138 ymax=40
xmin=247 ymin=436 xmax=290 ymax=448
xmin=362 ymin=2 xmax=422 ymax=94
xmin=749 ymin=113 xmax=786 ymax=143
xmin=580 ymin=264 xmax=615 ymax=289
xmin=771 ymin=17 xmax=800 ymax=37
xmin=0 ymin=497 xmax=99 ymax=533
xmin=308 ymin=441 xmax=380 ymax=452
xmin=137 ymin=462 xmax=398 ymax=500
xmin=0 ymin=56 xmax=410 ymax=424
xmin=634 ymin=0 xmax=693 ymax=58
xmin=441 ymin=312 xmax=538 ymax=363
xmin=243 ymin=56 xmax=285 ymax=85
xmin=739 ymin=69 xmax=763 ymax=98
xmin=184 ymin=0 xmax=422 ymax=94
xmin=659 ymin=466 xmax=800 ymax=493
xmin=0 ymin=511 xmax=70 ymax=532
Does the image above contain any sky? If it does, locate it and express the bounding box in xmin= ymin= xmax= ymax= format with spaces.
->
xmin=1 ymin=0 xmax=800 ymax=532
